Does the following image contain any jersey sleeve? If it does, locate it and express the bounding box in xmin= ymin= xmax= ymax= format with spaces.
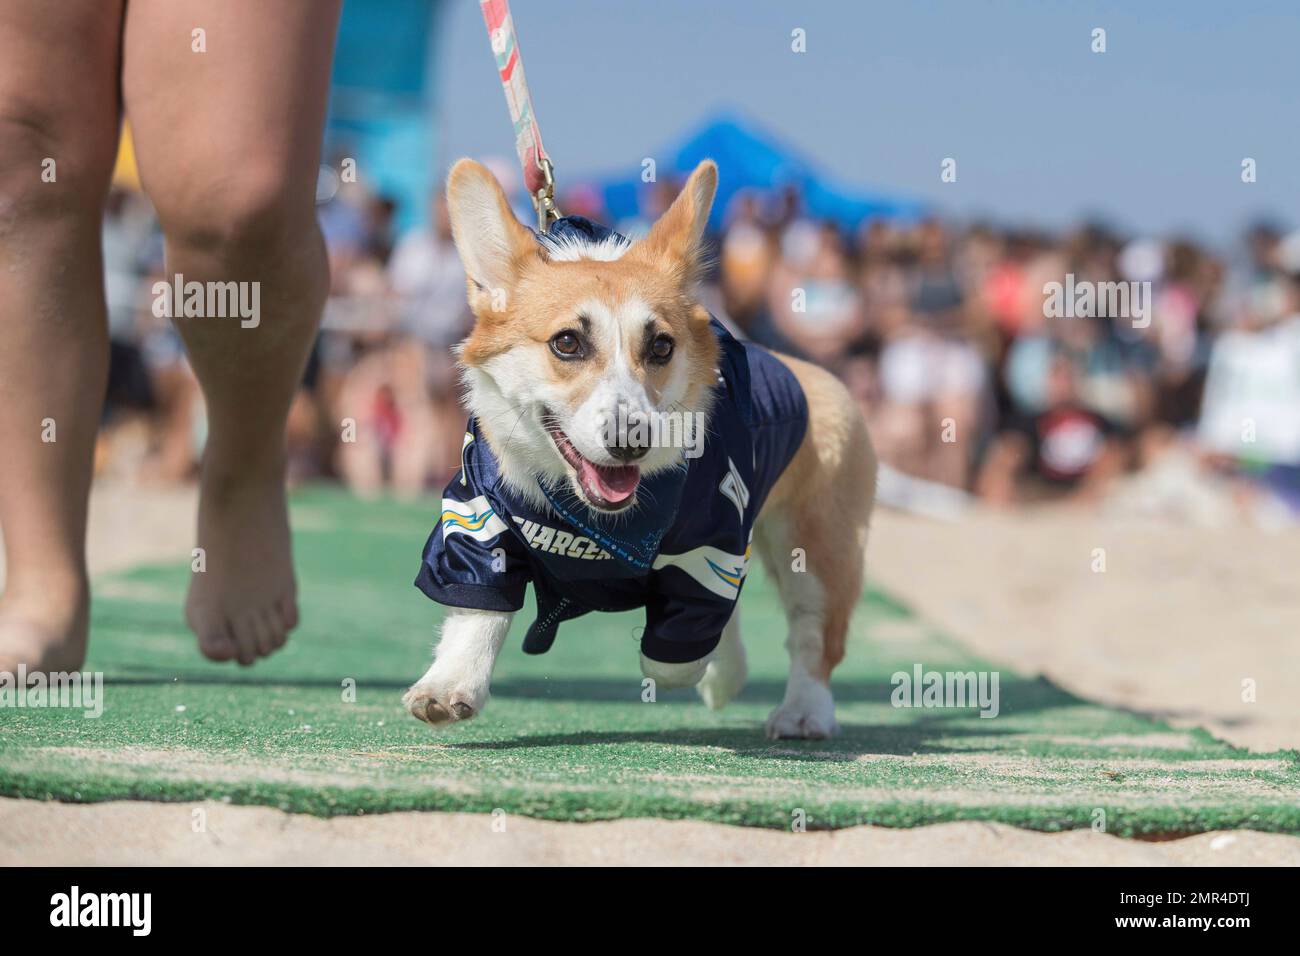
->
xmin=642 ymin=541 xmax=748 ymax=663
xmin=414 ymin=470 xmax=530 ymax=613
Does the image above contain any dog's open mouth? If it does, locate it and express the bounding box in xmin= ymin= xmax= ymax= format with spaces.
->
xmin=543 ymin=417 xmax=639 ymax=511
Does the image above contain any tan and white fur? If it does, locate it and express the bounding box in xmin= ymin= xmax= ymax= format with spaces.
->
xmin=402 ymin=158 xmax=877 ymax=739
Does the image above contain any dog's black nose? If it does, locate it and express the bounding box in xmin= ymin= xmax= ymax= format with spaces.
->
xmin=607 ymin=441 xmax=649 ymax=463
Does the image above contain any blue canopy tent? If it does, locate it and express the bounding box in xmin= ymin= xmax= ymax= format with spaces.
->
xmin=324 ymin=0 xmax=447 ymax=234
xmin=589 ymin=113 xmax=926 ymax=233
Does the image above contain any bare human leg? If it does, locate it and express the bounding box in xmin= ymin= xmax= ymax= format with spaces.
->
xmin=0 ymin=0 xmax=123 ymax=673
xmin=123 ymin=0 xmax=341 ymax=665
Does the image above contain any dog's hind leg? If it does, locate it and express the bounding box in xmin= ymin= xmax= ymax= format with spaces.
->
xmin=754 ymin=512 xmax=840 ymax=739
xmin=696 ymin=609 xmax=747 ymax=710
xmin=757 ymin=356 xmax=876 ymax=739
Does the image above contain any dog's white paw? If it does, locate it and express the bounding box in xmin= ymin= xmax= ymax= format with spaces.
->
xmin=405 ymin=609 xmax=511 ymax=728
xmin=697 ymin=655 xmax=747 ymax=711
xmin=765 ymin=681 xmax=838 ymax=739
xmin=402 ymin=672 xmax=489 ymax=727
xmin=640 ymin=653 xmax=708 ymax=690
xmin=765 ymin=702 xmax=838 ymax=739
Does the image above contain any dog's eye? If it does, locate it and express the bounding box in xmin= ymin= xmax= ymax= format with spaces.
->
xmin=648 ymin=334 xmax=674 ymax=364
xmin=550 ymin=331 xmax=584 ymax=359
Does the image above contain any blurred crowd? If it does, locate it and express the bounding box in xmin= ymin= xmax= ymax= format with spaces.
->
xmin=96 ymin=167 xmax=1300 ymax=524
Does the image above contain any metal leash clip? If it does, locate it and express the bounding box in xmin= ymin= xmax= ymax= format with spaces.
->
xmin=533 ymin=155 xmax=562 ymax=232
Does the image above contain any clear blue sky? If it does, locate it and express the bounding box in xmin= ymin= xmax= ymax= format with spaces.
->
xmin=434 ymin=0 xmax=1299 ymax=246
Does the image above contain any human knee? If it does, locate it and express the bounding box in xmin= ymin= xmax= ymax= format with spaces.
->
xmin=150 ymin=159 xmax=314 ymax=257
xmin=0 ymin=109 xmax=113 ymax=229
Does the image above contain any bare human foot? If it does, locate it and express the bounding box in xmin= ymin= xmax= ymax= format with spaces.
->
xmin=185 ymin=454 xmax=299 ymax=666
xmin=0 ymin=573 xmax=90 ymax=675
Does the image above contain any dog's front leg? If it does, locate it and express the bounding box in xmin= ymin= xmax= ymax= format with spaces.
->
xmin=403 ymin=608 xmax=513 ymax=726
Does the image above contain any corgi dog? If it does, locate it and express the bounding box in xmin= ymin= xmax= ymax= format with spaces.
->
xmin=402 ymin=158 xmax=876 ymax=738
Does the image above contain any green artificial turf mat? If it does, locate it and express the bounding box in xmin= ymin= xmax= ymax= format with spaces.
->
xmin=1 ymin=487 xmax=1297 ymax=834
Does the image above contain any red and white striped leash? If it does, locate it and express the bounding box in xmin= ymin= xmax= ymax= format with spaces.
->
xmin=479 ymin=0 xmax=561 ymax=231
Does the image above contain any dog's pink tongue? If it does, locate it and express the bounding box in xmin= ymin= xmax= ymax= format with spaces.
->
xmin=578 ymin=459 xmax=640 ymax=504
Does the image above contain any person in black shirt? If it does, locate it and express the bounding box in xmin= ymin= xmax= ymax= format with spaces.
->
xmin=978 ymin=351 xmax=1129 ymax=505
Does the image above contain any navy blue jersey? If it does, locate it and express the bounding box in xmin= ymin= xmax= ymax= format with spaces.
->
xmin=414 ymin=219 xmax=808 ymax=664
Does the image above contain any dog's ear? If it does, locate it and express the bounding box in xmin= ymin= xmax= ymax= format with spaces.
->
xmin=445 ymin=159 xmax=538 ymax=313
xmin=632 ymin=159 xmax=717 ymax=286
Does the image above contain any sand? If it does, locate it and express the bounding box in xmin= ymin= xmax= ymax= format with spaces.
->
xmin=866 ymin=507 xmax=1300 ymax=753
xmin=4 ymin=798 xmax=1298 ymax=866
